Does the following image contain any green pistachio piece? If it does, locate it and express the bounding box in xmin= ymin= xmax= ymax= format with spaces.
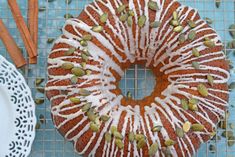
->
xmin=192 ymin=61 xmax=200 ymax=69
xmin=176 ymin=127 xmax=184 ymax=138
xmin=100 ymin=13 xmax=109 ymax=23
xmin=192 ymin=48 xmax=200 ymax=57
xmin=70 ymin=75 xmax=78 ymax=84
xmin=164 ymin=139 xmax=176 ymax=146
xmin=91 ymin=25 xmax=103 ymax=33
xmin=191 ymin=124 xmax=205 ymax=132
xmin=151 ymin=126 xmax=162 ymax=132
xmin=70 ymin=97 xmax=80 ymax=104
xmin=138 ymin=15 xmax=147 ymax=28
xmin=207 ymin=74 xmax=214 ymax=86
xmin=90 ymin=122 xmax=99 ymax=132
xmin=127 ymin=16 xmax=133 ymax=27
xmin=113 ymin=131 xmax=123 ymax=139
xmin=150 ymin=21 xmax=161 ymax=28
xmin=61 ymin=62 xmax=74 ymax=70
xmin=170 ymin=20 xmax=180 ymax=27
xmin=117 ymin=5 xmax=126 ymax=14
xmin=65 ymin=47 xmax=76 ymax=56
xmin=82 ymin=34 xmax=92 ymax=41
xmin=197 ymin=83 xmax=208 ymax=97
xmin=183 ymin=121 xmax=191 ymax=132
xmin=79 ymin=89 xmax=91 ymax=96
xmin=135 ymin=134 xmax=145 ymax=141
xmin=71 ymin=67 xmax=85 ymax=76
xmin=111 ymin=126 xmax=117 ymax=134
xmin=181 ymin=99 xmax=189 ymax=110
xmin=173 ymin=25 xmax=184 ymax=33
xmin=119 ymin=13 xmax=128 ymax=22
xmin=172 ymin=11 xmax=178 ymax=20
xmin=187 ymin=20 xmax=196 ymax=28
xmin=82 ymin=103 xmax=91 ymax=112
xmin=148 ymin=1 xmax=159 ymax=11
xmin=137 ymin=138 xmax=146 ymax=149
xmin=105 ymin=132 xmax=112 ymax=142
xmin=188 ymin=30 xmax=196 ymax=41
xmin=115 ymin=139 xmax=124 ymax=149
xmin=148 ymin=142 xmax=159 ymax=156
xmin=101 ymin=115 xmax=110 ymax=122
xmin=178 ymin=33 xmax=186 ymax=44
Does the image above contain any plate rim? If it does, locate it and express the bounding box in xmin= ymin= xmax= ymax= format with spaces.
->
xmin=0 ymin=55 xmax=36 ymax=157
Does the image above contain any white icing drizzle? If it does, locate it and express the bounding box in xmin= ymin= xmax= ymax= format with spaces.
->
xmin=45 ymin=0 xmax=230 ymax=157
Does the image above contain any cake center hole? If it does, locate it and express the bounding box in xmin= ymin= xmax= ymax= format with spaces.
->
xmin=119 ymin=64 xmax=156 ymax=100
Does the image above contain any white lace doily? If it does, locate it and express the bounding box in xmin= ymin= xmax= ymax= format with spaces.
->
xmin=0 ymin=55 xmax=36 ymax=157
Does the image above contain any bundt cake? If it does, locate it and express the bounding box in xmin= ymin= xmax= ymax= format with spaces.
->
xmin=45 ymin=0 xmax=230 ymax=156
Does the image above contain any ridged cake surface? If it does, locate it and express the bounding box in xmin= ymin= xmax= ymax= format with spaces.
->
xmin=46 ymin=0 xmax=230 ymax=156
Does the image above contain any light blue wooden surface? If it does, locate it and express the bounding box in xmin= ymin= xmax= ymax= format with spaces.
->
xmin=0 ymin=0 xmax=234 ymax=157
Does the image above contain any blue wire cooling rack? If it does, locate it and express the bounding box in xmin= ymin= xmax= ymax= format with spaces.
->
xmin=0 ymin=0 xmax=235 ymax=157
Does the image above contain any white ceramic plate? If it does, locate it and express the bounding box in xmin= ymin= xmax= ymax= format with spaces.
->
xmin=0 ymin=55 xmax=36 ymax=157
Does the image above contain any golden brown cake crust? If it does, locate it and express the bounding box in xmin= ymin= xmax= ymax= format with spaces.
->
xmin=46 ymin=0 xmax=229 ymax=156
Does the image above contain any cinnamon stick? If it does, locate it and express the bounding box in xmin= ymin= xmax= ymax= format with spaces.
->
xmin=0 ymin=19 xmax=26 ymax=68
xmin=7 ymin=0 xmax=37 ymax=58
xmin=28 ymin=0 xmax=38 ymax=64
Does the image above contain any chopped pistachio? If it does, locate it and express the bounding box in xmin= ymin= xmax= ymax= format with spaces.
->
xmin=188 ymin=20 xmax=196 ymax=28
xmin=137 ymin=138 xmax=146 ymax=149
xmin=100 ymin=13 xmax=109 ymax=23
xmin=128 ymin=10 xmax=135 ymax=16
xmin=79 ymin=89 xmax=91 ymax=96
xmin=91 ymin=25 xmax=103 ymax=33
xmin=192 ymin=48 xmax=200 ymax=57
xmin=135 ymin=134 xmax=145 ymax=141
xmin=65 ymin=47 xmax=76 ymax=56
xmin=70 ymin=97 xmax=80 ymax=104
xmin=105 ymin=132 xmax=112 ymax=142
xmin=150 ymin=21 xmax=161 ymax=28
xmin=178 ymin=34 xmax=186 ymax=44
xmin=87 ymin=109 xmax=98 ymax=121
xmin=189 ymin=98 xmax=199 ymax=105
xmin=207 ymin=74 xmax=214 ymax=86
xmin=176 ymin=127 xmax=184 ymax=138
xmin=113 ymin=131 xmax=123 ymax=139
xmin=128 ymin=132 xmax=135 ymax=142
xmin=70 ymin=75 xmax=78 ymax=84
xmin=35 ymin=98 xmax=44 ymax=105
xmin=81 ymin=53 xmax=88 ymax=62
xmin=183 ymin=121 xmax=191 ymax=133
xmin=191 ymin=124 xmax=205 ymax=132
xmin=61 ymin=62 xmax=74 ymax=70
xmin=111 ymin=126 xmax=117 ymax=134
xmin=35 ymin=122 xmax=41 ymax=129
xmin=192 ymin=61 xmax=200 ymax=69
xmin=170 ymin=20 xmax=180 ymax=27
xmin=138 ymin=15 xmax=147 ymax=28
xmin=151 ymin=126 xmax=162 ymax=132
xmin=115 ymin=139 xmax=124 ymax=149
xmin=35 ymin=78 xmax=44 ymax=86
xmin=80 ymin=40 xmax=88 ymax=47
xmin=101 ymin=115 xmax=110 ymax=122
xmin=204 ymin=40 xmax=215 ymax=48
xmin=64 ymin=13 xmax=73 ymax=19
xmin=181 ymin=99 xmax=188 ymax=110
xmin=71 ymin=67 xmax=85 ymax=77
xmin=215 ymin=0 xmax=221 ymax=8
xmin=172 ymin=11 xmax=178 ymax=20
xmin=117 ymin=4 xmax=126 ymax=14
xmin=188 ymin=103 xmax=198 ymax=111
xmin=188 ymin=30 xmax=196 ymax=40
xmin=164 ymin=139 xmax=176 ymax=146
xmin=119 ymin=13 xmax=128 ymax=22
xmin=148 ymin=142 xmax=159 ymax=156
xmin=197 ymin=83 xmax=208 ymax=97
xmin=204 ymin=17 xmax=213 ymax=25
xmin=86 ymin=70 xmax=92 ymax=75
xmin=173 ymin=25 xmax=184 ymax=33
xmin=82 ymin=34 xmax=92 ymax=41
xmin=228 ymin=136 xmax=235 ymax=147
xmin=80 ymin=62 xmax=86 ymax=68
xmin=148 ymin=1 xmax=159 ymax=11
xmin=37 ymin=87 xmax=45 ymax=93
xmin=47 ymin=38 xmax=54 ymax=44
xmin=81 ymin=103 xmax=91 ymax=112
xmin=90 ymin=122 xmax=99 ymax=132
xmin=127 ymin=16 xmax=133 ymax=27
xmin=229 ymin=24 xmax=235 ymax=39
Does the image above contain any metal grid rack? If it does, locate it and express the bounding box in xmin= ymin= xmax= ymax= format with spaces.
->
xmin=0 ymin=0 xmax=235 ymax=157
